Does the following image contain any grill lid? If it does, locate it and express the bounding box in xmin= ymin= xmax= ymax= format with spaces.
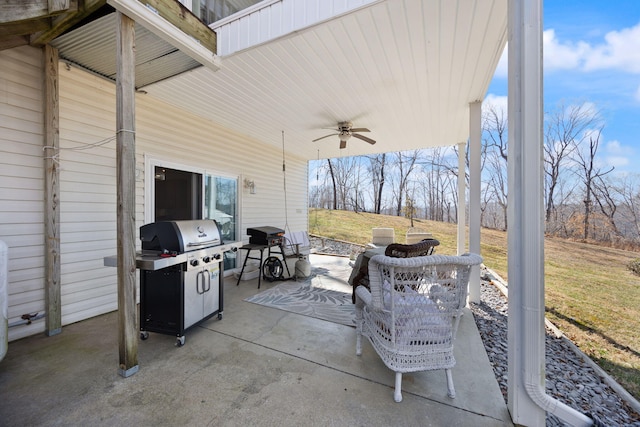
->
xmin=247 ymin=226 xmax=285 ymax=238
xmin=140 ymin=220 xmax=222 ymax=253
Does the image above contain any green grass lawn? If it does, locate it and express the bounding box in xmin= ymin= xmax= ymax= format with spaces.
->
xmin=309 ymin=208 xmax=640 ymax=400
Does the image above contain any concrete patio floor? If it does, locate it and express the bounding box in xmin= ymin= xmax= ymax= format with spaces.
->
xmin=0 ymin=254 xmax=513 ymax=426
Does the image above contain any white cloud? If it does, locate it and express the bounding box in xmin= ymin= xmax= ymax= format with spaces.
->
xmin=483 ymin=94 xmax=508 ymax=116
xmin=543 ymin=29 xmax=589 ymax=71
xmin=495 ymin=23 xmax=640 ymax=76
xmin=583 ymin=23 xmax=640 ymax=73
xmin=604 ymin=155 xmax=630 ymax=168
xmin=602 ymin=139 xmax=634 ymax=169
xmin=606 ymin=139 xmax=624 ymax=154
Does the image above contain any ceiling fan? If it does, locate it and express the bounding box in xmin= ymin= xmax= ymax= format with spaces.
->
xmin=312 ymin=121 xmax=376 ymax=149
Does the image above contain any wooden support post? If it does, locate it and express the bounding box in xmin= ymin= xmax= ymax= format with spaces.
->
xmin=44 ymin=44 xmax=62 ymax=337
xmin=115 ymin=11 xmax=138 ymax=378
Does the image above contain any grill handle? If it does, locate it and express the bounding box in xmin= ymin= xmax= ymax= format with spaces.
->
xmin=186 ymin=239 xmax=220 ymax=248
xmin=197 ymin=271 xmax=205 ymax=295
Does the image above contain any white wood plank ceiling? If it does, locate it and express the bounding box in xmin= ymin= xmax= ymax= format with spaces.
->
xmin=55 ymin=0 xmax=508 ymax=160
xmin=146 ymin=0 xmax=507 ymax=160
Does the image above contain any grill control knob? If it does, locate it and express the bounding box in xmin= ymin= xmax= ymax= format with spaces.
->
xmin=213 ymin=253 xmax=221 ymax=260
xmin=202 ymin=256 xmax=211 ymax=263
xmin=190 ymin=259 xmax=199 ymax=267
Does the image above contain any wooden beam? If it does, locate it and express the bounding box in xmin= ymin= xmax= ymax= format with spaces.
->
xmin=0 ymin=0 xmax=70 ymax=24
xmin=43 ymin=44 xmax=62 ymax=337
xmin=0 ymin=35 xmax=29 ymax=50
xmin=0 ymin=19 xmax=50 ymax=37
xmin=115 ymin=10 xmax=138 ymax=378
xmin=139 ymin=0 xmax=216 ymax=53
xmin=49 ymin=0 xmax=70 ymax=14
xmin=30 ymin=0 xmax=105 ymax=47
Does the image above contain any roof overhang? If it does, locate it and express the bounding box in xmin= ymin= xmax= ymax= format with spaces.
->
xmin=49 ymin=0 xmax=508 ymax=161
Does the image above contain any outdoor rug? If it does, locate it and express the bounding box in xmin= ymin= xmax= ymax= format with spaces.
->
xmin=244 ymin=281 xmax=356 ymax=327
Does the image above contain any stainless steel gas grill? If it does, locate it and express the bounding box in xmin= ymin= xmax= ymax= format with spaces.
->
xmin=137 ymin=219 xmax=240 ymax=346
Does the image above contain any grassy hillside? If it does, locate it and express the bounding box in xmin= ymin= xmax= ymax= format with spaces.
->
xmin=309 ymin=208 xmax=640 ymax=399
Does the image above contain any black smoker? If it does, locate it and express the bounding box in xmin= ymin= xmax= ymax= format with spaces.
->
xmin=138 ymin=219 xmax=235 ymax=346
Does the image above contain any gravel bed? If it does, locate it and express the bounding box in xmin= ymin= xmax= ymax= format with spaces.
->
xmin=310 ymin=236 xmax=640 ymax=426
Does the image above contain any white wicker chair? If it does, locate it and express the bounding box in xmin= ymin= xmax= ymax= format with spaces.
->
xmin=355 ymin=253 xmax=483 ymax=402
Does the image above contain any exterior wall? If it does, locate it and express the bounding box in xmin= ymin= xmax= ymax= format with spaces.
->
xmin=0 ymin=46 xmax=46 ymax=341
xmin=212 ymin=0 xmax=378 ymax=56
xmin=1 ymin=46 xmax=308 ymax=341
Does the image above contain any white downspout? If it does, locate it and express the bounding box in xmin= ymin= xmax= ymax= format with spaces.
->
xmin=507 ymin=0 xmax=593 ymax=425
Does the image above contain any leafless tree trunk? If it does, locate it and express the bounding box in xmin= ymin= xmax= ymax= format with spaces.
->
xmin=326 ymin=159 xmax=338 ymax=210
xmin=592 ymin=175 xmax=622 ymax=242
xmin=368 ymin=153 xmax=386 ymax=214
xmin=482 ymin=104 xmax=508 ymax=229
xmin=544 ymin=103 xmax=597 ymax=230
xmin=393 ymin=150 xmax=420 ymax=216
xmin=573 ymin=129 xmax=613 ymax=240
xmin=616 ymin=174 xmax=640 ymax=243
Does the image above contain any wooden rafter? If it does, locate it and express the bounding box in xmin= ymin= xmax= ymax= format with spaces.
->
xmin=0 ymin=0 xmax=71 ymax=24
xmin=0 ymin=0 xmax=107 ymax=50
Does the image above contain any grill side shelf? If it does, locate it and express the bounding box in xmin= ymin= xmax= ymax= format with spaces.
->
xmin=103 ymin=252 xmax=188 ymax=271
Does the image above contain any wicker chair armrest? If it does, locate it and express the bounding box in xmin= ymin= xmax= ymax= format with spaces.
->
xmin=355 ymin=285 xmax=372 ymax=307
xmin=384 ymin=238 xmax=441 ymax=258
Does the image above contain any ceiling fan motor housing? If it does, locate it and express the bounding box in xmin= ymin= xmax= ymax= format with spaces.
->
xmin=312 ymin=120 xmax=375 ymax=148
xmin=338 ymin=130 xmax=351 ymax=142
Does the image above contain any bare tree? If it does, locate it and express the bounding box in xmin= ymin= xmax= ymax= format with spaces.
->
xmin=368 ymin=153 xmax=387 ymax=214
xmin=392 ymin=150 xmax=420 ymax=216
xmin=482 ymin=104 xmax=508 ymax=229
xmin=544 ymin=103 xmax=597 ymax=230
xmin=326 ymin=159 xmax=338 ymax=210
xmin=616 ymin=174 xmax=640 ymax=244
xmin=592 ymin=175 xmax=622 ymax=242
xmin=572 ymin=128 xmax=614 ymax=240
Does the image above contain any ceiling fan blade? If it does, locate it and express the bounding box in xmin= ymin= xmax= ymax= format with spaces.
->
xmin=340 ymin=140 xmax=347 ymax=149
xmin=350 ymin=128 xmax=370 ymax=133
xmin=312 ymin=133 xmax=338 ymax=142
xmin=352 ymin=133 xmax=376 ymax=145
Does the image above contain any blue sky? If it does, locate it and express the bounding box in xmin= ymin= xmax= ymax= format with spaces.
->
xmin=486 ymin=0 xmax=640 ymax=173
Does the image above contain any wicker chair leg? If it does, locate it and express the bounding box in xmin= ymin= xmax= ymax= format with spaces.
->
xmin=394 ymin=372 xmax=403 ymax=402
xmin=445 ymin=369 xmax=456 ymax=398
xmin=355 ymin=308 xmax=363 ymax=356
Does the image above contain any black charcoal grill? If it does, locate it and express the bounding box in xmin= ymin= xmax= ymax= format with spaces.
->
xmin=247 ymin=226 xmax=285 ymax=246
xmin=237 ymin=226 xmax=290 ymax=288
xmin=137 ymin=219 xmax=239 ymax=346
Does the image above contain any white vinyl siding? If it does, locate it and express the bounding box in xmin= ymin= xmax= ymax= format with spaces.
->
xmin=58 ymin=64 xmax=119 ymax=327
xmin=0 ymin=46 xmax=46 ymax=341
xmin=1 ymin=52 xmax=309 ymax=341
xmin=212 ymin=0 xmax=379 ymax=56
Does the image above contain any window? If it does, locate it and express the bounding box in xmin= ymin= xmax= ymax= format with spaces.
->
xmin=147 ymin=159 xmax=239 ymax=272
xmin=154 ymin=166 xmax=202 ymax=221
xmin=204 ymin=175 xmax=238 ymax=271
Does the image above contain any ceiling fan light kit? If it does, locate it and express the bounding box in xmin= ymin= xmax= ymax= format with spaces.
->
xmin=313 ymin=121 xmax=376 ymax=149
